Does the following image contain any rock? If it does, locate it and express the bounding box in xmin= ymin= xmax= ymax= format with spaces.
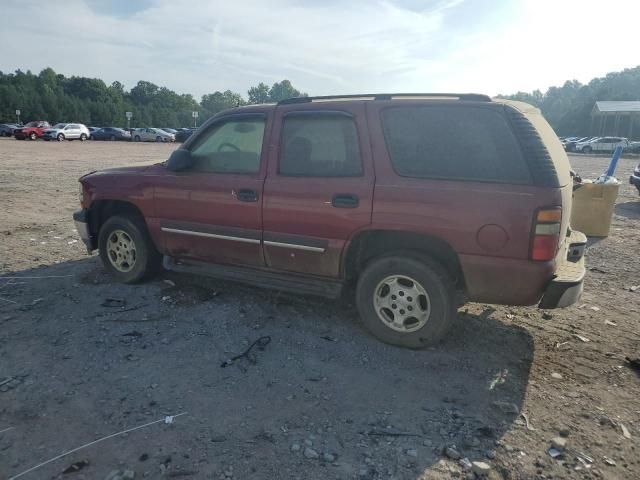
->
xmin=472 ymin=461 xmax=492 ymax=476
xmin=551 ymin=437 xmax=567 ymax=451
xmin=445 ymin=446 xmax=462 ymax=460
xmin=290 ymin=443 xmax=301 ymax=452
xmin=122 ymin=471 xmax=135 ymax=480
xmin=559 ymin=428 xmax=571 ymax=438
xmin=485 ymin=450 xmax=496 ymax=460
xmin=459 ymin=458 xmax=472 ymax=470
xmin=603 ymin=457 xmax=616 ymax=466
xmin=303 ymin=447 xmax=319 ymax=459
xmin=542 ymin=312 xmax=553 ymax=320
xmin=322 ymin=452 xmax=336 ymax=462
xmin=551 ymin=372 xmax=563 ymax=380
xmin=304 ymin=439 xmax=313 ymax=447
xmin=406 ymin=449 xmax=418 ymax=458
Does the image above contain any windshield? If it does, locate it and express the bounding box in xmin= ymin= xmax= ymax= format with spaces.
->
xmin=52 ymin=123 xmax=66 ymax=129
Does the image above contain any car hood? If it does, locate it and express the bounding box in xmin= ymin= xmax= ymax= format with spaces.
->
xmin=81 ymin=165 xmax=154 ymax=180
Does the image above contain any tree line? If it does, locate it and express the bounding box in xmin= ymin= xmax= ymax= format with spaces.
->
xmin=2 ymin=65 xmax=640 ymax=135
xmin=498 ymin=65 xmax=640 ymax=136
xmin=0 ymin=68 xmax=306 ymax=128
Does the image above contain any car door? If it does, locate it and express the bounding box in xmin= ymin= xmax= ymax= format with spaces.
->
xmin=262 ymin=103 xmax=374 ymax=278
xmin=153 ymin=112 xmax=270 ymax=267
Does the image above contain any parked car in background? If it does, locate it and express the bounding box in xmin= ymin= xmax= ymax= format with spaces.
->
xmin=88 ymin=127 xmax=100 ymax=139
xmin=160 ymin=128 xmax=178 ymax=135
xmin=74 ymin=94 xmax=586 ymax=348
xmin=175 ymin=128 xmax=196 ymax=142
xmin=0 ymin=123 xmax=20 ymax=137
xmin=630 ymin=162 xmax=640 ymax=195
xmin=576 ymin=136 xmax=629 ymax=153
xmin=132 ymin=127 xmax=175 ymax=142
xmin=43 ymin=123 xmax=90 ymax=141
xmin=564 ymin=136 xmax=592 ymax=152
xmin=92 ymin=127 xmax=131 ymax=141
xmin=13 ymin=121 xmax=51 ymax=140
xmin=626 ymin=140 xmax=640 ymax=153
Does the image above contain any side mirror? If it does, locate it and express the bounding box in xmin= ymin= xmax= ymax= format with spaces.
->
xmin=166 ymin=149 xmax=194 ymax=171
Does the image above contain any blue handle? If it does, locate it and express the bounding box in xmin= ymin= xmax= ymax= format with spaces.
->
xmin=605 ymin=146 xmax=623 ymax=177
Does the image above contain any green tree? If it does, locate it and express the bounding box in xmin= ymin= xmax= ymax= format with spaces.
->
xmin=268 ymin=80 xmax=306 ymax=102
xmin=248 ymin=82 xmax=271 ymax=104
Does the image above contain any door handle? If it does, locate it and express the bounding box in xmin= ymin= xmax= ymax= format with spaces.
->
xmin=332 ymin=193 xmax=359 ymax=208
xmin=236 ymin=188 xmax=258 ymax=202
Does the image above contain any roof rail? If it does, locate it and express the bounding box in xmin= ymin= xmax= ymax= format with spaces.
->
xmin=277 ymin=93 xmax=492 ymax=105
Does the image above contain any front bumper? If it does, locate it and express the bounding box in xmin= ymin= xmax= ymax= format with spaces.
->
xmin=73 ymin=209 xmax=96 ymax=252
xmin=539 ymin=230 xmax=587 ymax=309
xmin=630 ymin=174 xmax=640 ymax=193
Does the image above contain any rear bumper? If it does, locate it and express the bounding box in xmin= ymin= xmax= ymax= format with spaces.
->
xmin=538 ymin=255 xmax=585 ymax=309
xmin=73 ymin=209 xmax=96 ymax=252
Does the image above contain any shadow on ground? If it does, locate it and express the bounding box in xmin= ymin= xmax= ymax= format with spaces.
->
xmin=1 ymin=258 xmax=533 ymax=479
xmin=614 ymin=200 xmax=640 ymax=220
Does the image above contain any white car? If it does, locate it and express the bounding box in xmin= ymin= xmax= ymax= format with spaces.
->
xmin=132 ymin=128 xmax=175 ymax=142
xmin=43 ymin=123 xmax=90 ymax=141
xmin=575 ymin=136 xmax=629 ymax=153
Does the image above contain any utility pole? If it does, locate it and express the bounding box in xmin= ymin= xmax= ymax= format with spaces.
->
xmin=126 ymin=111 xmax=133 ymax=131
xmin=15 ymin=109 xmax=21 ymax=125
xmin=192 ymin=111 xmax=199 ymax=128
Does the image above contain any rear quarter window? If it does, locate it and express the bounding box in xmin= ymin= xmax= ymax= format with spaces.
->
xmin=381 ymin=106 xmax=532 ymax=184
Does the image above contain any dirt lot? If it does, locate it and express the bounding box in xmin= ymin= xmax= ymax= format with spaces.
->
xmin=0 ymin=138 xmax=639 ymax=480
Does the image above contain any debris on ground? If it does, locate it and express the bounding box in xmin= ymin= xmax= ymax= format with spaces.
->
xmin=220 ymin=336 xmax=272 ymax=368
xmin=62 ymin=459 xmax=90 ymax=474
xmin=101 ymin=298 xmax=126 ymax=308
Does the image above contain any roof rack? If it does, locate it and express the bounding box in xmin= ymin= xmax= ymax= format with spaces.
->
xmin=277 ymin=93 xmax=492 ymax=105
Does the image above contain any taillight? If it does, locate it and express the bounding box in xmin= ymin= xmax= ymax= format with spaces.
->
xmin=530 ymin=207 xmax=561 ymax=261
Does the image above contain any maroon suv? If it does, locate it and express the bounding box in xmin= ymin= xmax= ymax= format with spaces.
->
xmin=73 ymin=94 xmax=586 ymax=347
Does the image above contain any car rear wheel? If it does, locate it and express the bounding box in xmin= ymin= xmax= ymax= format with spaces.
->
xmin=80 ymin=133 xmax=87 ymax=141
xmin=356 ymin=254 xmax=455 ymax=348
xmin=98 ymin=215 xmax=161 ymax=284
xmin=155 ymin=136 xmax=162 ymax=142
xmin=582 ymin=146 xmax=592 ymax=154
xmin=29 ymin=132 xmax=37 ymax=140
xmin=110 ymin=135 xmax=116 ymax=141
xmin=57 ymin=134 xmax=65 ymax=142
xmin=134 ymin=135 xmax=141 ymax=142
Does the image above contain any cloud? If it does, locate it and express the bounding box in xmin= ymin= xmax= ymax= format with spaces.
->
xmin=0 ymin=0 xmax=638 ymax=99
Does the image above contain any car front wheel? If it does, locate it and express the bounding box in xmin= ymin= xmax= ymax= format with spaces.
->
xmin=356 ymin=254 xmax=455 ymax=348
xmin=98 ymin=215 xmax=161 ymax=283
xmin=57 ymin=134 xmax=65 ymax=141
xmin=29 ymin=132 xmax=37 ymax=140
xmin=582 ymin=146 xmax=592 ymax=154
xmin=80 ymin=133 xmax=87 ymax=141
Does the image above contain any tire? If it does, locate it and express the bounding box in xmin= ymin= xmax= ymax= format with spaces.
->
xmin=355 ymin=253 xmax=455 ymax=348
xmin=134 ymin=135 xmax=141 ymax=142
xmin=110 ymin=135 xmax=116 ymax=141
xmin=155 ymin=136 xmax=162 ymax=142
xmin=80 ymin=133 xmax=87 ymax=141
xmin=57 ymin=133 xmax=65 ymax=142
xmin=98 ymin=215 xmax=161 ymax=284
xmin=29 ymin=132 xmax=37 ymax=140
xmin=582 ymin=146 xmax=592 ymax=154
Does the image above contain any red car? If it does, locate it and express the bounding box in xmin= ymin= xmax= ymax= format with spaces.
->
xmin=73 ymin=93 xmax=586 ymax=348
xmin=13 ymin=121 xmax=51 ymax=140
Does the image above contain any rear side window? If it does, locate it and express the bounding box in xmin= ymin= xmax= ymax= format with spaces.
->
xmin=279 ymin=113 xmax=362 ymax=177
xmin=381 ymin=106 xmax=531 ymax=184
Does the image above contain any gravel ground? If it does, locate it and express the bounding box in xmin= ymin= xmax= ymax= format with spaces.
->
xmin=0 ymin=137 xmax=639 ymax=480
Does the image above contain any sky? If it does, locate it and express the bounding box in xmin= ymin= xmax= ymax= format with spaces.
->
xmin=1 ymin=0 xmax=639 ymax=99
